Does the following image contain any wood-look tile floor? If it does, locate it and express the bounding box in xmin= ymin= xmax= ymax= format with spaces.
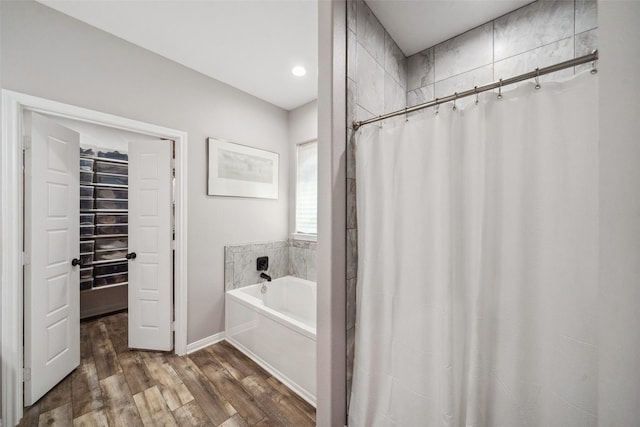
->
xmin=19 ymin=311 xmax=316 ymax=427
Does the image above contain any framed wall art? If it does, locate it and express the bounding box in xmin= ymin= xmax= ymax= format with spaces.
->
xmin=207 ymin=137 xmax=279 ymax=199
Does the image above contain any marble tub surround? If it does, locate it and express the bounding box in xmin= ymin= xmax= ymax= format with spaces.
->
xmin=406 ymin=0 xmax=599 ymax=108
xmin=224 ymin=239 xmax=317 ymax=290
xmin=225 ymin=241 xmax=290 ymax=291
xmin=289 ymin=239 xmax=318 ymax=282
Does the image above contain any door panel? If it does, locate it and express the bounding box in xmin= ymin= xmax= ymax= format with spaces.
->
xmin=128 ymin=139 xmax=173 ymax=351
xmin=24 ymin=112 xmax=80 ymax=405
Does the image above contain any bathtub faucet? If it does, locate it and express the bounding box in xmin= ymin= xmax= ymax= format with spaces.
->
xmin=260 ymin=272 xmax=271 ymax=294
xmin=260 ymin=272 xmax=272 ymax=282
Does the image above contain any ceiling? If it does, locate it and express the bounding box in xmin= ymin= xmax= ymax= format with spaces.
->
xmin=37 ymin=1 xmax=531 ymax=111
xmin=37 ymin=0 xmax=318 ymax=111
xmin=366 ymin=0 xmax=532 ymax=56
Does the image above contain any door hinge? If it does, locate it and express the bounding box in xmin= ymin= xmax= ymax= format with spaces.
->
xmin=172 ymin=321 xmax=176 ymax=331
xmin=23 ymin=368 xmax=31 ymax=382
xmin=23 ymin=135 xmax=32 ymax=150
xmin=22 ymin=252 xmax=30 ymax=266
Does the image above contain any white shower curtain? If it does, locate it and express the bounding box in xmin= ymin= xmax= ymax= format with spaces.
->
xmin=349 ymin=74 xmax=598 ymax=427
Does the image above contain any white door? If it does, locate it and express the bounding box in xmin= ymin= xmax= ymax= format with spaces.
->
xmin=24 ymin=112 xmax=80 ymax=405
xmin=128 ymin=139 xmax=173 ymax=351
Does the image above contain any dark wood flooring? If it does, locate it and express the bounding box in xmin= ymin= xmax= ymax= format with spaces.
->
xmin=19 ymin=311 xmax=316 ymax=427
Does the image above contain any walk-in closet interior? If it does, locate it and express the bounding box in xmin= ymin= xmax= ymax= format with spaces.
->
xmin=49 ymin=117 xmax=174 ymax=320
xmin=79 ymin=145 xmax=130 ymax=317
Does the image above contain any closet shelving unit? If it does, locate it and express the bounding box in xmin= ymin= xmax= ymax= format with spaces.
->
xmin=79 ymin=150 xmax=130 ymax=295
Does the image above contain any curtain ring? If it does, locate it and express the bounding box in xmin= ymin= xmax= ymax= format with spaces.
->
xmin=591 ymin=49 xmax=598 ymax=74
xmin=535 ymin=68 xmax=541 ymax=90
xmin=405 ymin=107 xmax=409 ymax=122
xmin=474 ymin=86 xmax=479 ymax=105
xmin=452 ymin=93 xmax=458 ymax=111
xmin=434 ymin=98 xmax=439 ymax=115
xmin=497 ymin=79 xmax=503 ymax=100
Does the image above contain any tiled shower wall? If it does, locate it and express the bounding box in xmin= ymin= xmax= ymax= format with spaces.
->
xmin=406 ymin=0 xmax=598 ymax=108
xmin=224 ymin=239 xmax=317 ymax=290
xmin=347 ymin=0 xmax=407 ymax=125
xmin=346 ymin=0 xmax=408 ymax=405
xmin=346 ymin=0 xmax=597 ymax=410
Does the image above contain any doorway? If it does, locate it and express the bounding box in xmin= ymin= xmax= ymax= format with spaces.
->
xmin=1 ymin=90 xmax=189 ymax=426
xmin=24 ymin=111 xmax=176 ymax=404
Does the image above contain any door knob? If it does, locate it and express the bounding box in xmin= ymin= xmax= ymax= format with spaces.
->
xmin=126 ymin=252 xmax=137 ymax=260
xmin=71 ymin=258 xmax=81 ymax=266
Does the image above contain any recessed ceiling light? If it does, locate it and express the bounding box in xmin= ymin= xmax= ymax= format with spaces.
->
xmin=291 ymin=66 xmax=307 ymax=77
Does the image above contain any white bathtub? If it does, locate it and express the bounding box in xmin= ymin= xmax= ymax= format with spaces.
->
xmin=225 ymin=276 xmax=316 ymax=406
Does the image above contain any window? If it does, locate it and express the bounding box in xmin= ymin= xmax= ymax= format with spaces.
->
xmin=295 ymin=141 xmax=317 ymax=235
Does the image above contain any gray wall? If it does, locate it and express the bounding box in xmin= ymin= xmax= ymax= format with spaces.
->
xmin=598 ymin=1 xmax=640 ymax=424
xmin=406 ymin=0 xmax=598 ymax=108
xmin=1 ymin=0 xmax=290 ymax=344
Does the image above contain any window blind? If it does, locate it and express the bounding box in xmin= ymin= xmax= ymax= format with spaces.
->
xmin=296 ymin=141 xmax=317 ymax=235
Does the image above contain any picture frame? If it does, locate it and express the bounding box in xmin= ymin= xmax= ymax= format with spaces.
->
xmin=207 ymin=137 xmax=279 ymax=199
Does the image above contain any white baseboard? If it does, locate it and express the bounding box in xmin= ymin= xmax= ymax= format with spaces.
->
xmin=186 ymin=332 xmax=225 ymax=354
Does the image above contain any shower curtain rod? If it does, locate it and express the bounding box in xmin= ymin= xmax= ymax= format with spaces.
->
xmin=352 ymin=50 xmax=599 ymax=130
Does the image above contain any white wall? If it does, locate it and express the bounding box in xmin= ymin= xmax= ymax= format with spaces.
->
xmin=288 ymin=99 xmax=318 ymax=234
xmin=598 ymin=1 xmax=640 ymax=425
xmin=1 ymin=0 xmax=290 ymax=343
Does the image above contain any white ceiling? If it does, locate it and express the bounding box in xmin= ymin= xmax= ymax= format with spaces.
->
xmin=37 ymin=0 xmax=318 ymax=111
xmin=37 ymin=1 xmax=531 ymax=111
xmin=366 ymin=0 xmax=532 ymax=56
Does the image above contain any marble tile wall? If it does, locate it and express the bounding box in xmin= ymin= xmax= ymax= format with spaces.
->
xmin=345 ymin=0 xmax=598 ymax=412
xmin=348 ymin=1 xmax=407 ymax=125
xmin=289 ymin=239 xmax=318 ymax=282
xmin=346 ymin=0 xmax=408 ymax=408
xmin=224 ymin=239 xmax=317 ymax=290
xmin=224 ymin=240 xmax=290 ymax=290
xmin=407 ymin=0 xmax=599 ymax=109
